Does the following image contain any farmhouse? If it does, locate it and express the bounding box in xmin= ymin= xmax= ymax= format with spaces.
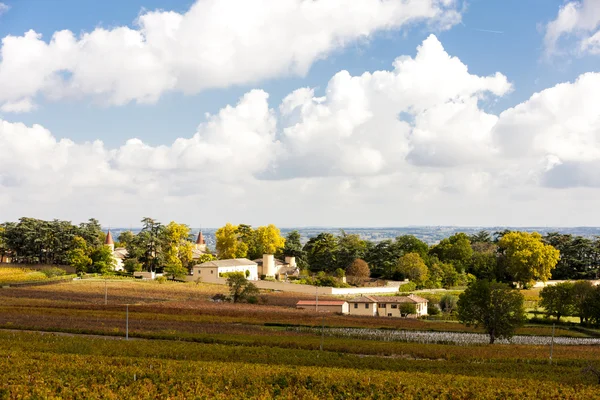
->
xmin=296 ymin=300 xmax=349 ymax=314
xmin=347 ymin=294 xmax=428 ymax=318
xmin=191 ymin=258 xmax=258 ymax=282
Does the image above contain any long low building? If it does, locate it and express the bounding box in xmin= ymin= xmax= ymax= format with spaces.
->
xmin=346 ymin=294 xmax=429 ymax=318
xmin=295 ymin=294 xmax=428 ymax=318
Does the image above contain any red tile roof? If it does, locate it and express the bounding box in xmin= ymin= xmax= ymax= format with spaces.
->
xmin=296 ymin=300 xmax=347 ymax=306
xmin=105 ymin=231 xmax=114 ymax=245
xmin=196 ymin=231 xmax=206 ymax=245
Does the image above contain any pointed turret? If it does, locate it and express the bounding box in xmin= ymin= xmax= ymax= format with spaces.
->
xmin=105 ymin=230 xmax=115 ymax=251
xmin=196 ymin=231 xmax=206 ymax=245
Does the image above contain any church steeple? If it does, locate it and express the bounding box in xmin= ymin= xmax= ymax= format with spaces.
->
xmin=196 ymin=230 xmax=205 ymax=245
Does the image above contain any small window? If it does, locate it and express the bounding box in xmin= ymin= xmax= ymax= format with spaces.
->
xmin=211 ymin=270 xmax=214 ymax=274
xmin=391 ymin=304 xmax=398 ymax=309
xmin=387 ymin=313 xmax=392 ymax=317
xmin=365 ymin=303 xmax=369 ymax=309
xmin=380 ymin=304 xmax=386 ymax=308
xmin=354 ymin=303 xmax=358 ymax=309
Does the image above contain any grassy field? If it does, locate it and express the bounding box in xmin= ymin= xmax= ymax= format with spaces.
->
xmin=0 ymin=279 xmax=599 ymax=399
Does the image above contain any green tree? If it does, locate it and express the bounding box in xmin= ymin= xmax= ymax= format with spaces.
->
xmin=303 ymin=233 xmax=338 ymax=273
xmin=139 ymin=217 xmax=165 ymax=272
xmin=346 ymin=258 xmax=370 ymax=285
xmin=469 ymin=230 xmax=492 ymax=244
xmin=123 ymin=258 xmax=142 ymax=273
xmin=395 ymin=235 xmax=429 ymax=259
xmin=429 ymin=233 xmax=473 ymax=273
xmin=572 ymin=280 xmax=597 ymax=324
xmin=539 ymin=282 xmax=575 ymax=322
xmin=283 ymin=230 xmax=308 ymax=270
xmin=336 ymin=231 xmax=368 ymax=270
xmin=439 ymin=294 xmax=458 ymax=313
xmin=399 ymin=303 xmax=417 ymax=317
xmin=364 ymin=239 xmax=404 ymax=279
xmin=543 ymin=233 xmax=598 ymax=279
xmin=396 ymin=253 xmax=428 ymax=286
xmin=67 ymin=236 xmax=92 ymax=274
xmin=226 ymin=272 xmax=260 ymax=303
xmin=469 ymin=242 xmax=499 ymax=280
xmin=89 ymin=245 xmax=116 ymax=274
xmin=216 ymin=223 xmax=248 ymax=259
xmin=457 ymin=280 xmax=526 ymax=344
xmin=498 ymin=231 xmax=560 ymax=288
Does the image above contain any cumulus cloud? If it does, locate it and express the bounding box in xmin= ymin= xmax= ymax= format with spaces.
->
xmin=0 ymin=0 xmax=463 ymax=111
xmin=544 ymin=0 xmax=600 ymax=56
xmin=2 ymin=35 xmax=600 ymax=226
xmin=0 ymin=3 xmax=9 ymax=16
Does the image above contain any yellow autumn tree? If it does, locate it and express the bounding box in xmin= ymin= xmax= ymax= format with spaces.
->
xmin=163 ymin=222 xmax=193 ymax=279
xmin=255 ymin=224 xmax=285 ymax=256
xmin=498 ymin=231 xmax=560 ymax=288
xmin=215 ymin=223 xmax=248 ymax=259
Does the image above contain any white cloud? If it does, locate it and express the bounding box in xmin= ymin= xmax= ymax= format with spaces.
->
xmin=0 ymin=98 xmax=36 ymax=113
xmin=544 ymin=0 xmax=600 ymax=56
xmin=0 ymin=3 xmax=9 ymax=16
xmin=0 ymin=0 xmax=463 ymax=111
xmin=2 ymin=35 xmax=600 ymax=226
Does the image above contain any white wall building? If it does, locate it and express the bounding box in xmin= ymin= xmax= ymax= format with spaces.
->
xmin=191 ymin=258 xmax=258 ymax=282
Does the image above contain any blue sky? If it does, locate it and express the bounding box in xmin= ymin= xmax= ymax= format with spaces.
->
xmin=1 ymin=0 xmax=600 ymax=227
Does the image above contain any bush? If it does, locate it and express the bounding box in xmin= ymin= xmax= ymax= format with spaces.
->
xmin=40 ymin=267 xmax=66 ymax=278
xmin=156 ymin=276 xmax=167 ymax=284
xmin=439 ymin=294 xmax=458 ymax=313
xmin=427 ymin=304 xmax=441 ymax=316
xmin=398 ymin=282 xmax=417 ymax=292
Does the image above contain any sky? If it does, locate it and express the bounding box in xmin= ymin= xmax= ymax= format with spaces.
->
xmin=0 ymin=0 xmax=599 ymax=228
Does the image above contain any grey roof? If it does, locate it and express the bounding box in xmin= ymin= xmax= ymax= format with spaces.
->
xmin=347 ymin=296 xmax=378 ymax=303
xmin=196 ymin=258 xmax=257 ymax=268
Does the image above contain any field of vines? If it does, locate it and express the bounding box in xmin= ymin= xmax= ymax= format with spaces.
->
xmin=0 ymin=331 xmax=599 ymax=399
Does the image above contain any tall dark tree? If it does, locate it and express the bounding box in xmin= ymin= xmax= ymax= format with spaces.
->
xmin=303 ymin=233 xmax=338 ymax=273
xmin=283 ymin=230 xmax=308 ymax=270
xmin=336 ymin=231 xmax=368 ymax=270
xmin=429 ymin=233 xmax=473 ymax=273
xmin=457 ymin=280 xmax=526 ymax=344
xmin=395 ymin=235 xmax=429 ymax=259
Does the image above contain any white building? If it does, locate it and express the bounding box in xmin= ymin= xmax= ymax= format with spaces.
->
xmin=191 ymin=258 xmax=258 ymax=282
xmin=254 ymin=255 xmax=299 ymax=278
xmin=347 ymin=294 xmax=429 ymax=318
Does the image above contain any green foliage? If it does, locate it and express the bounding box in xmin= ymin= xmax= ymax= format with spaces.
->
xmin=40 ymin=267 xmax=66 ymax=278
xmin=156 ymin=276 xmax=167 ymax=284
xmin=429 ymin=233 xmax=473 ymax=273
xmin=396 ymin=253 xmax=428 ymax=286
xmin=215 ymin=223 xmax=248 ymax=259
xmin=89 ymin=245 xmax=116 ymax=274
xmin=427 ymin=303 xmax=441 ymax=316
xmin=498 ymin=231 xmax=560 ymax=287
xmin=303 ymin=233 xmax=338 ymax=273
xmin=399 ymin=302 xmax=417 ymax=316
xmin=395 ymin=235 xmax=429 ymax=259
xmin=67 ymin=236 xmax=92 ymax=274
xmin=123 ymin=258 xmax=142 ymax=273
xmin=226 ymin=272 xmax=260 ymax=303
xmin=457 ymin=280 xmax=526 ymax=344
xmin=398 ymin=281 xmax=417 ymax=292
xmin=543 ymin=233 xmax=599 ymax=280
xmin=540 ymin=282 xmax=575 ymax=322
xmin=336 ymin=231 xmax=367 ymax=270
xmin=439 ymin=294 xmax=458 ymax=313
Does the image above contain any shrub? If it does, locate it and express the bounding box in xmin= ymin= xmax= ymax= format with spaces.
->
xmin=400 ymin=303 xmax=417 ymax=317
xmin=346 ymin=259 xmax=370 ymax=285
xmin=439 ymin=294 xmax=458 ymax=313
xmin=40 ymin=267 xmax=66 ymax=278
xmin=427 ymin=304 xmax=441 ymax=316
xmin=398 ymin=282 xmax=417 ymax=292
xmin=156 ymin=276 xmax=167 ymax=284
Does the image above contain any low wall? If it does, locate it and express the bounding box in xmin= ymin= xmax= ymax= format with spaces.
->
xmin=532 ymin=279 xmax=600 ymax=288
xmin=186 ymin=275 xmax=401 ymax=295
